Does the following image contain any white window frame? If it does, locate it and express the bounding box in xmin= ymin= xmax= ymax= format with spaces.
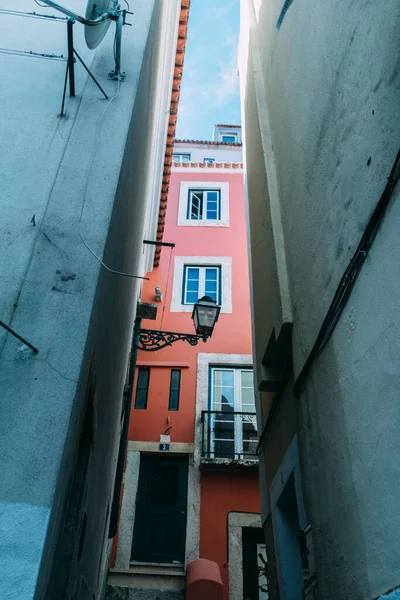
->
xmin=173 ymin=153 xmax=191 ymax=163
xmin=178 ymin=181 xmax=229 ymax=227
xmin=171 ymin=256 xmax=232 ymax=313
xmin=221 ymin=133 xmax=237 ymax=143
xmin=187 ymin=189 xmax=221 ymax=221
xmin=210 ymin=367 xmax=257 ymax=459
xmin=182 ymin=265 xmax=221 ymax=305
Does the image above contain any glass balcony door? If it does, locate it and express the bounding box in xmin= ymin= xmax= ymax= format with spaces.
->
xmin=210 ymin=368 xmax=257 ymax=459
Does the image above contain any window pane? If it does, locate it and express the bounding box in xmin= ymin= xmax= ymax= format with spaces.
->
xmin=205 ymin=269 xmax=217 ymax=280
xmin=189 ymin=191 xmax=203 ymax=220
xmin=241 ymin=370 xmax=254 ymax=388
xmin=169 ymin=370 xmax=181 ymax=411
xmin=204 ymin=287 xmax=217 ymax=302
xmin=186 ymin=279 xmax=199 ymax=291
xmin=205 ymin=281 xmax=217 ymax=292
xmin=185 ymin=291 xmax=199 ymax=304
xmin=241 ymin=370 xmax=255 ymax=411
xmin=173 ymin=153 xmax=190 ymax=163
xmin=222 ymin=135 xmax=236 ymax=143
xmin=241 ymin=388 xmax=256 ymax=412
xmin=207 ymin=191 xmax=219 ymax=202
xmin=206 ymin=191 xmax=220 ymax=220
xmin=135 ymin=367 xmax=150 ymax=409
xmin=187 ymin=267 xmax=199 ymax=279
xmin=221 ymin=370 xmax=234 ymax=387
xmin=213 ymin=370 xmax=234 ymax=411
xmin=205 ymin=268 xmax=219 ymax=302
xmin=184 ymin=267 xmax=199 ymax=304
xmin=242 ymin=415 xmax=258 ymax=457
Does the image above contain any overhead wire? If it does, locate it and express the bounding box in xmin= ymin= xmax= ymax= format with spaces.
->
xmin=0 ymin=47 xmax=66 ymax=61
xmin=0 ymin=8 xmax=66 ymax=21
xmin=293 ymin=148 xmax=400 ymax=397
xmin=78 ymin=80 xmax=148 ymax=280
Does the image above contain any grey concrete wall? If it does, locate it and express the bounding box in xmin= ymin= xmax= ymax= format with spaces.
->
xmin=105 ymin=587 xmax=183 ymax=600
xmin=241 ymin=0 xmax=400 ymax=598
xmin=0 ymin=1 xmax=179 ymax=598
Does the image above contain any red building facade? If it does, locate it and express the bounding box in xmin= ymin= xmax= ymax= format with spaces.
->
xmin=108 ymin=127 xmax=266 ymax=600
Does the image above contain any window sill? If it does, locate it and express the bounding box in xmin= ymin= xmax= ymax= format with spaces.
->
xmin=177 ymin=219 xmax=229 ymax=227
xmin=171 ymin=303 xmax=231 ymax=314
xmin=111 ymin=563 xmax=185 ymax=577
xmin=200 ymin=457 xmax=259 ymax=471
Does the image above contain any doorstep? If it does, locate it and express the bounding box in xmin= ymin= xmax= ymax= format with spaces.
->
xmin=108 ymin=563 xmax=185 ymax=590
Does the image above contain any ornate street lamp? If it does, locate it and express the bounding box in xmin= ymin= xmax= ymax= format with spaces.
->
xmin=137 ymin=296 xmax=220 ymax=351
xmin=109 ymin=295 xmax=221 ymax=536
xmin=192 ymin=296 xmax=221 ymax=341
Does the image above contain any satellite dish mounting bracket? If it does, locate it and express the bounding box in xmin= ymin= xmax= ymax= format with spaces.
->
xmin=60 ymin=18 xmax=109 ymax=117
xmin=40 ymin=1 xmax=130 ymax=87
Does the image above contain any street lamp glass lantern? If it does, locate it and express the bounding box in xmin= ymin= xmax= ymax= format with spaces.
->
xmin=192 ymin=296 xmax=221 ymax=340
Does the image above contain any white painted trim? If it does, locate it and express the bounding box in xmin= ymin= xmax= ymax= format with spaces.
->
xmin=185 ymin=453 xmax=200 ymax=565
xmin=241 ymin=0 xmax=293 ymax=325
xmin=128 ymin=441 xmax=193 ymax=453
xmin=170 ymin=256 xmax=232 ymax=313
xmin=177 ymin=181 xmax=229 ymax=227
xmin=141 ymin=0 xmax=182 ymax=274
xmin=270 ymin=435 xmax=306 ymax=600
xmin=115 ymin=450 xmax=141 ymax=569
xmin=228 ymin=511 xmax=262 ymax=600
xmin=173 ymin=166 xmax=244 ymax=174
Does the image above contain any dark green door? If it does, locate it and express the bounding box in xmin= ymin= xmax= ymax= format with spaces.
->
xmin=131 ymin=455 xmax=188 ymax=564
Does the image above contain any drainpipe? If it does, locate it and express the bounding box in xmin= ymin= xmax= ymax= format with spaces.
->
xmin=109 ymin=316 xmax=142 ymax=538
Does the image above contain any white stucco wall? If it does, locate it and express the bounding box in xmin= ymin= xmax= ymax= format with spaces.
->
xmin=173 ymin=143 xmax=243 ymax=163
xmin=0 ymin=1 xmax=181 ymax=598
xmin=240 ymin=0 xmax=400 ymax=598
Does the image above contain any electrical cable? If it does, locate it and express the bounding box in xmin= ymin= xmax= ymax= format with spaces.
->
xmin=78 ymin=79 xmax=148 ymax=280
xmin=0 ymin=8 xmax=66 ymax=21
xmin=293 ymin=149 xmax=400 ymax=397
xmin=0 ymin=47 xmax=66 ymax=61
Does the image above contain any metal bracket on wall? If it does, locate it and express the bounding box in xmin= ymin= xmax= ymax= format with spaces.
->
xmin=0 ymin=320 xmax=38 ymax=353
xmin=60 ymin=18 xmax=108 ymax=117
xmin=138 ymin=329 xmax=203 ymax=351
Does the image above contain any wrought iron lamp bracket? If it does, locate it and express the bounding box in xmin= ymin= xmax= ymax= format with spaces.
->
xmin=138 ymin=329 xmax=204 ymax=352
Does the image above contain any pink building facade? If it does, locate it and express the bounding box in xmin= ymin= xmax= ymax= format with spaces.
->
xmin=108 ymin=126 xmax=267 ymax=600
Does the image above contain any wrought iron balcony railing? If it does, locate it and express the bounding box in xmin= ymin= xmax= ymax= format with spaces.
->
xmin=201 ymin=410 xmax=258 ymax=460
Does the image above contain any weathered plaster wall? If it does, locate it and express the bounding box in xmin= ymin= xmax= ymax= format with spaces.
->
xmin=241 ymin=0 xmax=400 ymax=598
xmin=200 ymin=472 xmax=260 ymax=600
xmin=0 ymin=1 xmax=180 ymax=598
xmin=228 ymin=512 xmax=262 ymax=600
xmin=173 ymin=143 xmax=243 ymax=163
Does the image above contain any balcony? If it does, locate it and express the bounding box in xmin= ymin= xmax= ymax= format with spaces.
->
xmin=200 ymin=411 xmax=259 ymax=471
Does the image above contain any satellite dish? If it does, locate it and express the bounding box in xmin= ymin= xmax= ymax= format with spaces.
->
xmin=38 ymin=0 xmax=128 ymax=80
xmin=84 ymin=0 xmax=113 ymax=49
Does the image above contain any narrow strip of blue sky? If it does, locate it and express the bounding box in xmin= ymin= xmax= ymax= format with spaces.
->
xmin=176 ymin=0 xmax=241 ymax=141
